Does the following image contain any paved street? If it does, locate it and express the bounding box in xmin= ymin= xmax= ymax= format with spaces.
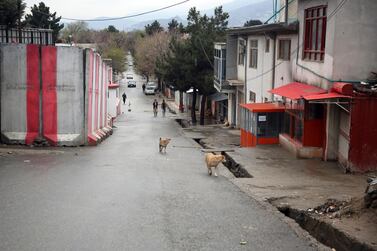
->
xmin=0 ymin=67 xmax=317 ymax=250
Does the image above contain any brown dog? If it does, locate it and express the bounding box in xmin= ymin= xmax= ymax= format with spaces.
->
xmin=159 ymin=137 xmax=171 ymax=153
xmin=205 ymin=153 xmax=226 ymax=177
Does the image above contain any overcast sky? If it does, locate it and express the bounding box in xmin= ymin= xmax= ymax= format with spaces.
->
xmin=24 ymin=0 xmax=235 ymax=20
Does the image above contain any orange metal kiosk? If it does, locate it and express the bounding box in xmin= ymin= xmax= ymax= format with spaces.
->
xmin=240 ymin=103 xmax=285 ymax=147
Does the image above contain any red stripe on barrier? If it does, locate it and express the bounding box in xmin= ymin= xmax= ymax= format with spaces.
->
xmin=104 ymin=65 xmax=109 ymax=126
xmin=25 ymin=44 xmax=40 ymax=145
xmin=88 ymin=50 xmax=93 ymax=134
xmin=95 ymin=55 xmax=99 ymax=131
xmin=42 ymin=46 xmax=58 ymax=145
xmin=100 ymin=63 xmax=104 ymax=128
xmin=87 ymin=50 xmax=98 ymax=145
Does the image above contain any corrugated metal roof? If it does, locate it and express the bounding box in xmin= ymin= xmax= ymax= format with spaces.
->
xmin=269 ymin=82 xmax=327 ymax=100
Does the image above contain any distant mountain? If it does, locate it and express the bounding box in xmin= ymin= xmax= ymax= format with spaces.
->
xmin=85 ymin=0 xmax=273 ymax=31
xmin=227 ymin=0 xmax=273 ymax=27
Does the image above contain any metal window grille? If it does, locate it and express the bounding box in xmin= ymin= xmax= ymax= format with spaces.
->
xmin=303 ymin=5 xmax=327 ymax=61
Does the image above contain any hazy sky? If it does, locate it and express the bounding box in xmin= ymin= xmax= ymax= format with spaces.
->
xmin=24 ymin=0 xmax=235 ymax=20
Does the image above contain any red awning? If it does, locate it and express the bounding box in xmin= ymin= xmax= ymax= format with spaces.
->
xmin=269 ymin=82 xmax=327 ymax=100
xmin=304 ymin=92 xmax=351 ymax=100
xmin=240 ymin=103 xmax=285 ymax=112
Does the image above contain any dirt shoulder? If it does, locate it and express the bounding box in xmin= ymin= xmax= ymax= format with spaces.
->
xmin=181 ymin=122 xmax=377 ymax=250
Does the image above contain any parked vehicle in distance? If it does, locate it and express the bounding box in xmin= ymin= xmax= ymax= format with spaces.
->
xmin=127 ymin=81 xmax=136 ymax=88
xmin=146 ymin=81 xmax=158 ymax=91
xmin=126 ymin=74 xmax=133 ymax=79
xmin=144 ymin=86 xmax=156 ymax=95
xmin=128 ymin=62 xmax=133 ymax=66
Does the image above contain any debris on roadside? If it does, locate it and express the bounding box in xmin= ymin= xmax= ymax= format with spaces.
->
xmin=307 ymin=199 xmax=353 ymax=219
xmin=364 ymin=177 xmax=377 ymax=209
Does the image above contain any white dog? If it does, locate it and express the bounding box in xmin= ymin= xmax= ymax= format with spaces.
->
xmin=205 ymin=153 xmax=226 ymax=177
xmin=159 ymin=137 xmax=171 ymax=153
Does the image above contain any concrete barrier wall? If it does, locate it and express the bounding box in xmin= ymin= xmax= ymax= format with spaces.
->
xmin=84 ymin=49 xmax=112 ymax=145
xmin=55 ymin=46 xmax=85 ymax=146
xmin=1 ymin=44 xmax=113 ymax=146
xmin=0 ymin=44 xmax=40 ymax=144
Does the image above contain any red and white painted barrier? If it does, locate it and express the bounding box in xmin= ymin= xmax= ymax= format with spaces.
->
xmin=0 ymin=44 xmax=113 ymax=146
xmin=41 ymin=46 xmax=86 ymax=146
xmin=0 ymin=44 xmax=40 ymax=144
xmin=84 ymin=49 xmax=112 ymax=146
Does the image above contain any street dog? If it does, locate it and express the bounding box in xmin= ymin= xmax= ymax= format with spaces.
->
xmin=205 ymin=153 xmax=226 ymax=177
xmin=159 ymin=137 xmax=171 ymax=153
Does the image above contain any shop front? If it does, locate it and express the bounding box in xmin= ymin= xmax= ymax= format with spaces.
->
xmin=270 ymin=82 xmax=351 ymax=158
xmin=240 ymin=103 xmax=285 ymax=147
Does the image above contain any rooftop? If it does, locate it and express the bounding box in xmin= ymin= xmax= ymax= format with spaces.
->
xmin=227 ymin=22 xmax=298 ymax=36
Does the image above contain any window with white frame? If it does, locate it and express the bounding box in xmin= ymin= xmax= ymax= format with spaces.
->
xmin=249 ymin=40 xmax=258 ymax=68
xmin=278 ymin=39 xmax=291 ymax=60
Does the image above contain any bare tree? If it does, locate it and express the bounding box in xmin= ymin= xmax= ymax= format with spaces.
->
xmin=134 ymin=32 xmax=171 ymax=82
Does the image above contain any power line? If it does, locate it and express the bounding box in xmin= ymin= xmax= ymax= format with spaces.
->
xmin=60 ymin=0 xmax=189 ymax=21
xmin=197 ymin=36 xmax=214 ymax=69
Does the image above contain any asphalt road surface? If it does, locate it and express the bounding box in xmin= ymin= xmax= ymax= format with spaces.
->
xmin=0 ymin=64 xmax=316 ymax=250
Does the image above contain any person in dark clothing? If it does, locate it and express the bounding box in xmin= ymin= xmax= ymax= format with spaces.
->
xmin=122 ymin=92 xmax=127 ymax=104
xmin=161 ymin=99 xmax=167 ymax=117
xmin=142 ymin=83 xmax=146 ymax=92
xmin=153 ymin=99 xmax=158 ymax=117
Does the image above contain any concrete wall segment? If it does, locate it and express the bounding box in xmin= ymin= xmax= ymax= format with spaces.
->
xmin=56 ymin=46 xmax=85 ymax=146
xmin=0 ymin=44 xmax=29 ymax=144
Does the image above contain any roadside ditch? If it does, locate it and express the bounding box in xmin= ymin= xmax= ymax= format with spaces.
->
xmin=277 ymin=205 xmax=375 ymax=251
xmin=175 ymin=118 xmax=375 ymax=250
xmin=175 ymin=118 xmax=252 ymax=178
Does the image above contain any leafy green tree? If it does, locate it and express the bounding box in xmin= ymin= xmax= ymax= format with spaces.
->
xmin=178 ymin=22 xmax=185 ymax=33
xmin=103 ymin=47 xmax=126 ymax=75
xmin=145 ymin=20 xmax=163 ymax=35
xmin=244 ymin=19 xmax=262 ymax=27
xmin=168 ymin=19 xmax=178 ymax=33
xmin=156 ymin=37 xmax=192 ymax=112
xmin=24 ymin=2 xmax=64 ymax=42
xmin=155 ymin=6 xmax=228 ymax=124
xmin=185 ymin=6 xmax=228 ymax=124
xmin=0 ymin=0 xmax=26 ymax=27
xmin=106 ymin=25 xmax=119 ymax=33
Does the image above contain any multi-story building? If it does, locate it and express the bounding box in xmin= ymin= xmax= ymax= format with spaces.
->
xmin=214 ymin=0 xmax=377 ymax=172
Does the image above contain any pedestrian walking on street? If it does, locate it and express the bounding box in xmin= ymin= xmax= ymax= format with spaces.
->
xmin=142 ymin=83 xmax=146 ymax=93
xmin=161 ymin=99 xmax=167 ymax=117
xmin=122 ymin=92 xmax=127 ymax=104
xmin=153 ymin=99 xmax=158 ymax=117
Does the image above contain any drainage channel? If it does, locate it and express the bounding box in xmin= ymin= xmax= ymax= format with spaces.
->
xmin=278 ymin=206 xmax=375 ymax=251
xmin=175 ymin=118 xmax=189 ymax=128
xmin=175 ymin=118 xmax=252 ymax=178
